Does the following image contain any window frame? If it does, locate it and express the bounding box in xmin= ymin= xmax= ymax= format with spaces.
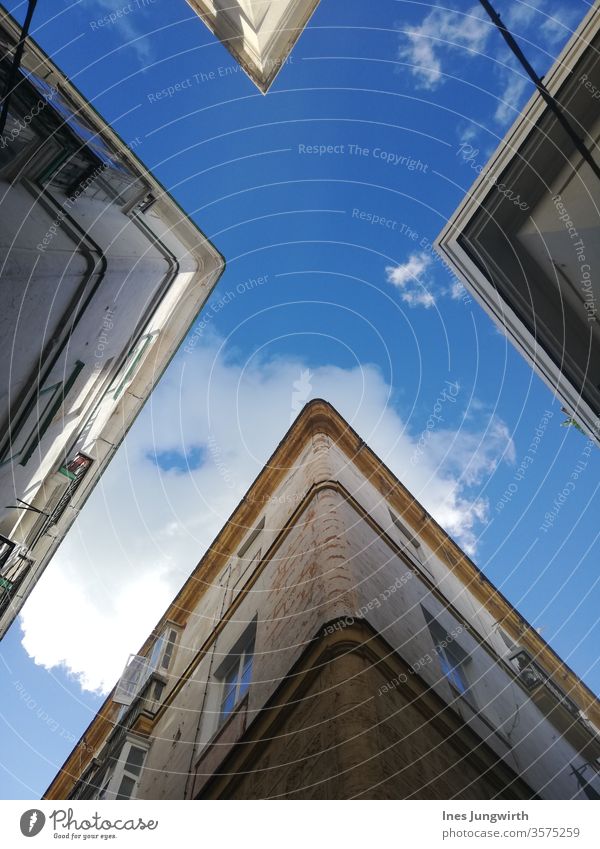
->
xmin=148 ymin=625 xmax=179 ymax=675
xmin=0 ymin=361 xmax=85 ymax=467
xmin=424 ymin=610 xmax=476 ymax=708
xmin=435 ymin=638 xmax=471 ymax=698
xmin=97 ymin=738 xmax=149 ymax=801
xmin=108 ymin=332 xmax=157 ymax=401
xmin=388 ymin=508 xmax=426 ymax=565
xmin=388 ymin=509 xmax=420 ymax=548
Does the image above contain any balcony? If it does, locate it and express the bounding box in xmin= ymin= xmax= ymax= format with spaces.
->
xmin=107 ymin=670 xmax=167 ymax=755
xmin=510 ymin=649 xmax=600 ymax=761
xmin=25 ymin=454 xmax=94 ymax=552
xmin=69 ymin=673 xmax=165 ymax=800
xmin=0 ymin=537 xmax=32 ymax=618
xmin=47 ymin=453 xmax=92 ymax=527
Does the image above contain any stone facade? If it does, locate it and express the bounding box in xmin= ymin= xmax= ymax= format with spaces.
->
xmin=45 ymin=401 xmax=600 ymax=800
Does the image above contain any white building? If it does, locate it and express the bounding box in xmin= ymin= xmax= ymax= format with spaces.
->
xmin=436 ymin=3 xmax=600 ymax=443
xmin=0 ymin=9 xmax=224 ymax=638
xmin=46 ymin=401 xmax=600 ymax=800
xmin=187 ymin=0 xmax=321 ymax=91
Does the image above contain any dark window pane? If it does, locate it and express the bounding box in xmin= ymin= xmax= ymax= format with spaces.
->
xmin=438 ymin=646 xmax=467 ymax=694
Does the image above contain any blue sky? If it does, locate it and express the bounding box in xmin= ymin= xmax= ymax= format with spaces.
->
xmin=1 ymin=0 xmax=599 ymax=799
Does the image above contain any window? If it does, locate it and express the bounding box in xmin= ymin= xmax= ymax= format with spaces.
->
xmin=388 ymin=509 xmax=422 ymax=557
xmin=230 ymin=548 xmax=262 ymax=602
xmin=436 ymin=640 xmax=470 ymax=697
xmin=0 ymin=66 xmax=42 ymax=172
xmin=113 ymin=626 xmax=179 ymax=709
xmin=0 ymin=97 xmax=39 ymax=171
xmin=217 ymin=623 xmax=256 ymax=726
xmin=424 ymin=609 xmax=475 ymax=706
xmin=237 ymin=516 xmax=265 ymax=558
xmin=0 ymin=361 xmax=85 ymax=467
xmin=148 ymin=626 xmax=179 ymax=674
xmin=0 ymin=553 xmax=32 ymax=618
xmin=96 ymin=740 xmax=148 ymax=800
xmin=113 ymin=745 xmax=146 ymax=800
xmin=57 ymin=452 xmax=92 ymax=481
xmin=113 ymin=655 xmax=151 ymax=707
xmin=42 ymin=149 xmax=99 ymax=194
xmin=109 ymin=333 xmax=157 ymax=400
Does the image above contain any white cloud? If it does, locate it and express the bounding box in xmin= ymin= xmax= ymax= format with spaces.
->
xmin=386 ymin=253 xmax=431 ymax=287
xmin=385 ymin=253 xmax=436 ymax=308
xmin=450 ymin=280 xmax=467 ymax=300
xmin=540 ymin=16 xmax=567 ymax=45
xmin=494 ymin=73 xmax=529 ymax=125
xmin=85 ymin=0 xmax=155 ymax=64
xmin=429 ymin=417 xmax=516 ymax=488
xmin=399 ymin=0 xmax=583 ymax=131
xmin=504 ymin=0 xmax=544 ymax=30
xmin=488 ymin=1 xmax=583 ymax=125
xmin=400 ymin=289 xmax=437 ymax=309
xmin=539 ymin=6 xmax=582 ymax=46
xmin=397 ymin=3 xmax=490 ymax=89
xmin=19 ymin=337 xmax=515 ymax=693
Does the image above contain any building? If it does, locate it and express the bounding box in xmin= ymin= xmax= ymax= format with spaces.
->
xmin=45 ymin=400 xmax=600 ymax=800
xmin=0 ymin=8 xmax=224 ymax=638
xmin=186 ymin=0 xmax=320 ymax=92
xmin=435 ymin=4 xmax=600 ymax=443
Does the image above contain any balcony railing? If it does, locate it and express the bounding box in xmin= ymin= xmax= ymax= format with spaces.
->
xmin=0 ymin=535 xmax=16 ymax=570
xmin=48 ymin=453 xmax=93 ymax=527
xmin=510 ymin=649 xmax=581 ymax=719
xmin=28 ymin=454 xmax=93 ymax=549
xmin=117 ymin=672 xmax=166 ymax=731
xmin=113 ymin=654 xmax=154 ymax=707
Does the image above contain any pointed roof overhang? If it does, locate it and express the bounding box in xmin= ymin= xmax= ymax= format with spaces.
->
xmin=187 ymin=0 xmax=321 ymax=92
